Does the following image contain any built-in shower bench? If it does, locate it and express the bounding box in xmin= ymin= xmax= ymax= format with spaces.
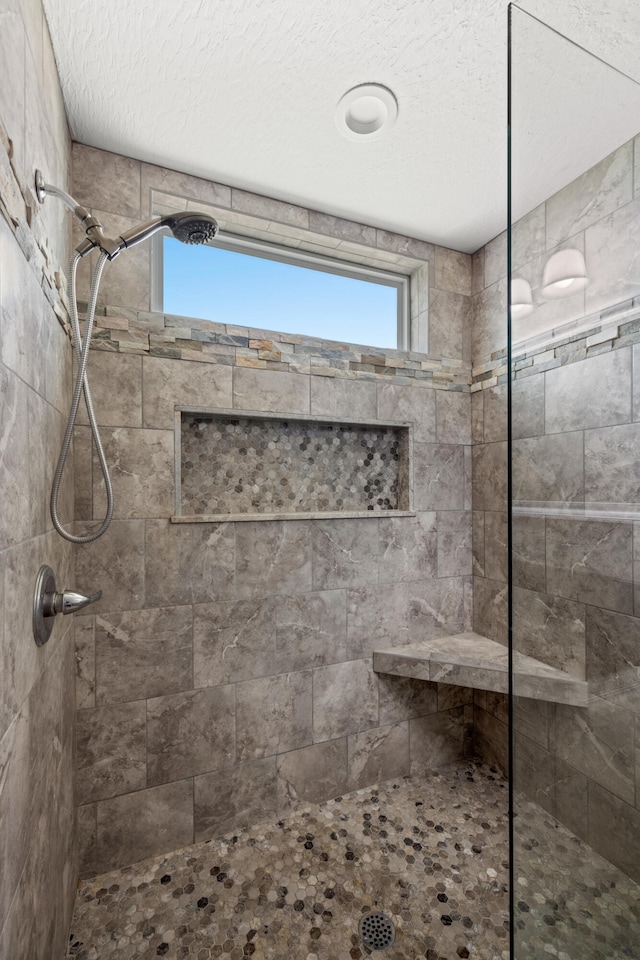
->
xmin=373 ymin=631 xmax=588 ymax=707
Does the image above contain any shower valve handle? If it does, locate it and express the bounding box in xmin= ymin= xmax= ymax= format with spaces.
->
xmin=33 ymin=565 xmax=102 ymax=646
xmin=49 ymin=588 xmax=103 ymax=616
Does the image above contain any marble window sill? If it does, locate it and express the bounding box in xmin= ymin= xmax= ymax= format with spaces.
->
xmin=373 ymin=631 xmax=589 ymax=707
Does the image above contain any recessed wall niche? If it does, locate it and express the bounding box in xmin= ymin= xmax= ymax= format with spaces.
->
xmin=176 ymin=411 xmax=412 ymax=521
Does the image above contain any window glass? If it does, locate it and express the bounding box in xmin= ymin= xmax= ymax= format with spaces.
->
xmin=162 ymin=236 xmax=402 ymax=349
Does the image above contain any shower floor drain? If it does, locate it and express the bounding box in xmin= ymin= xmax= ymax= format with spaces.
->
xmin=359 ymin=911 xmax=396 ymax=951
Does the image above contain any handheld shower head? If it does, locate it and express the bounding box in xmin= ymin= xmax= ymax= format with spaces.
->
xmin=115 ymin=211 xmax=218 ymax=253
xmin=167 ymin=212 xmax=219 ymax=245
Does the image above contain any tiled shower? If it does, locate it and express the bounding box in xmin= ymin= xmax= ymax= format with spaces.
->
xmin=1 ymin=1 xmax=639 ymax=958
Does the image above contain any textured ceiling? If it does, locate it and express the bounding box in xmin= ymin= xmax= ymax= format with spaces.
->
xmin=42 ymin=0 xmax=640 ymax=253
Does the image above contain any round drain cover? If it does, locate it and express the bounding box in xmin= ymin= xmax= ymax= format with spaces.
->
xmin=359 ymin=911 xmax=396 ymax=951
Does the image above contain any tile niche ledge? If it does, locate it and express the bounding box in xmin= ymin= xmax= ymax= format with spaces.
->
xmin=171 ymin=510 xmax=416 ymax=523
xmin=373 ymin=632 xmax=588 ymax=707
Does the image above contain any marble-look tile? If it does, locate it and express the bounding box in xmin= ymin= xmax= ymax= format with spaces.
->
xmin=77 ymin=803 xmax=99 ymax=879
xmin=471 ymin=390 xmax=483 ymax=444
xmin=512 ymin=373 xmax=545 ymax=439
xmin=236 ymin=672 xmax=313 ymax=761
xmin=585 ymin=605 xmax=640 ymax=714
xmin=145 ymin=520 xmax=235 ymax=605
xmin=277 ymin=739 xmax=348 ymax=816
xmin=147 ymin=685 xmax=236 ymax=785
xmin=472 ymin=511 xmax=485 ymax=577
xmin=438 ymin=683 xmax=473 ymax=711
xmin=76 ymin=520 xmax=145 ymax=613
xmin=93 ymin=427 xmax=174 ymax=520
xmin=0 ymin=219 xmax=45 ymax=392
xmin=142 ymin=356 xmax=233 ymax=428
xmin=308 ymin=211 xmax=374 ymax=245
xmin=484 ymin=231 xmax=507 ymax=287
xmin=512 ymin=697 xmax=550 ymax=748
xmin=76 ymin=702 xmax=146 ymax=804
xmin=377 ymin=674 xmax=438 ymax=724
xmin=586 ymin=196 xmax=640 ymax=315
xmin=428 ymin=289 xmax=471 ymax=362
xmin=194 ymin=758 xmax=277 ymax=841
xmin=473 ymin=707 xmax=508 ymax=776
xmin=313 ymin=659 xmax=378 ymax=742
xmin=435 ymin=248 xmax=472 ymax=296
xmin=347 ymin=722 xmax=410 ymax=791
xmin=634 ymin=343 xmax=640 ymax=422
xmin=75 ymin=615 xmax=96 ymax=710
xmin=545 ymin=347 xmax=632 ymax=434
xmin=76 ymin=352 xmax=142 ymax=428
xmin=512 ymin=204 xmax=546 ymax=269
xmin=378 ymin=512 xmax=437 ymax=583
xmin=311 ymin=518 xmax=378 ymax=589
xmin=484 ymin=511 xmax=508 ymax=583
xmin=437 ymin=511 xmax=472 ymax=578
xmin=0 ymin=365 xmax=30 ymax=550
xmin=73 ymin=425 xmax=93 ymax=522
xmin=95 ymin=606 xmax=193 ymax=704
xmin=413 ymin=443 xmax=465 ymax=511
xmin=513 ymin=587 xmax=586 ymax=679
xmin=347 ymin=583 xmax=409 ymax=657
xmin=471 ymin=247 xmax=485 ymax=295
xmin=140 ymin=161 xmax=231 ymax=213
xmin=436 ymin=391 xmax=470 ymax=444
xmin=513 ymin=431 xmax=584 ymax=503
xmin=408 ymin=577 xmax=466 ymax=640
xmin=193 ymin=597 xmax=277 ymax=685
xmin=275 ymin=591 xmax=347 ymax=672
xmin=0 ymin=700 xmax=30 ymax=933
xmin=27 ymin=388 xmax=70 ymax=539
xmin=585 ymin=422 xmax=640 ymax=503
xmin=546 ymin=518 xmax=633 ymax=614
xmin=410 ymin=708 xmax=466 ymax=772
xmin=376 ymin=382 xmax=436 ymax=443
xmin=512 ymin=732 xmax=556 ymax=815
xmin=73 ymin=143 xmax=141 ymax=218
xmin=588 ymin=781 xmax=640 ymax=883
xmin=310 ymin=376 xmax=376 ymax=420
xmin=546 ymin=141 xmax=632 ymax=249
xmin=376 ymin=230 xmax=433 ymax=260
xmin=473 ymin=577 xmax=508 ymax=644
xmin=231 ymin=190 xmax=308 ymax=227
xmin=96 ymin=780 xmax=194 ymax=872
xmin=482 ymin=385 xmax=507 ymax=443
xmin=472 ymin=277 xmax=507 ymax=363
xmin=512 ymin=514 xmax=546 ymax=592
xmin=552 ymin=698 xmax=635 ymax=805
xmin=93 ymin=210 xmax=151 ymax=312
xmin=236 ymin=521 xmax=312 ymax=597
xmin=472 ymin=442 xmax=508 ymax=512
xmin=233 ymin=367 xmax=310 ymax=414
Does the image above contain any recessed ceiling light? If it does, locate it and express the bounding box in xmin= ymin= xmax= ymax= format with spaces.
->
xmin=335 ymin=84 xmax=398 ymax=141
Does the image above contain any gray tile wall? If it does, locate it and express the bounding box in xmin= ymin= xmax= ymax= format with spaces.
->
xmin=472 ymin=134 xmax=640 ymax=881
xmin=0 ymin=0 xmax=75 ymax=956
xmin=71 ymin=146 xmax=475 ymax=876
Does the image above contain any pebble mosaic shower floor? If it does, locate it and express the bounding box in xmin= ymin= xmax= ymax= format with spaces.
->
xmin=66 ymin=762 xmax=639 ymax=960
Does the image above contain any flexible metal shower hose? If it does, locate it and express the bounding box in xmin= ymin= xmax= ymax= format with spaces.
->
xmin=50 ymin=250 xmax=115 ymax=543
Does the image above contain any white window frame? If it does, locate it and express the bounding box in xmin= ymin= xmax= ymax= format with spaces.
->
xmin=151 ymin=230 xmax=411 ymax=350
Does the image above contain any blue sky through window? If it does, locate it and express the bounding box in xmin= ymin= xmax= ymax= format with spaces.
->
xmin=163 ymin=237 xmax=398 ymax=348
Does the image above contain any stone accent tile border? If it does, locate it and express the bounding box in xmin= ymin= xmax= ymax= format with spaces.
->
xmin=471 ymin=295 xmax=640 ymax=392
xmin=82 ymin=303 xmax=471 ymax=389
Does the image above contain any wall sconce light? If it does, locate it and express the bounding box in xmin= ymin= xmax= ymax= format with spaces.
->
xmin=510 ymin=278 xmax=534 ymax=319
xmin=540 ymin=248 xmax=589 ymax=299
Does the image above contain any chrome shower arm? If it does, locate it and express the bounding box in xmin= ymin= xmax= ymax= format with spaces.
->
xmin=35 ymin=169 xmax=91 ymax=223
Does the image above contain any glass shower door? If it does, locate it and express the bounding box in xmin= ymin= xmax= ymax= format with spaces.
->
xmin=509 ymin=6 xmax=640 ymax=957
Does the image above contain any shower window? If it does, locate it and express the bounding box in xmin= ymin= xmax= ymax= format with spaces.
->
xmin=158 ymin=232 xmax=409 ymax=350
